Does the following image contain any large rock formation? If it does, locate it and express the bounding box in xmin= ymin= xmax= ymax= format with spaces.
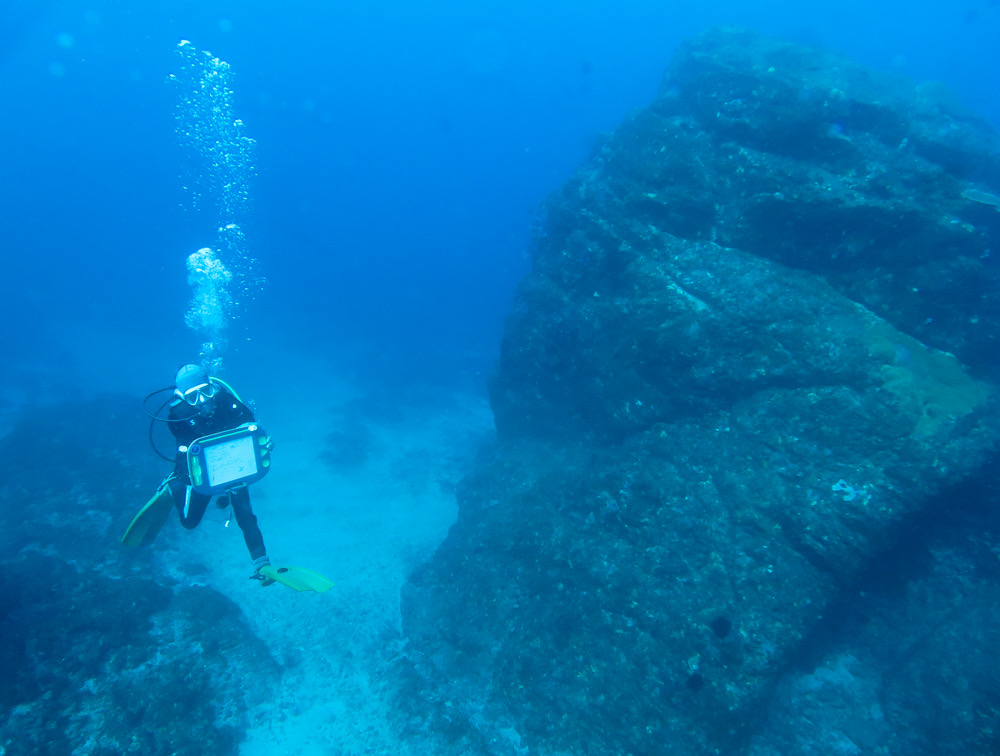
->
xmin=397 ymin=29 xmax=1000 ymax=755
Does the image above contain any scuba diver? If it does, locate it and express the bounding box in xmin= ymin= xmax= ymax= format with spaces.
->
xmin=125 ymin=363 xmax=334 ymax=592
xmin=166 ymin=363 xmax=272 ymax=582
xmin=125 ymin=364 xmax=274 ymax=584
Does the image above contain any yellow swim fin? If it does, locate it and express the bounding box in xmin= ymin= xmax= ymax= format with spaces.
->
xmin=258 ymin=565 xmax=334 ymax=593
xmin=121 ymin=476 xmax=175 ymax=547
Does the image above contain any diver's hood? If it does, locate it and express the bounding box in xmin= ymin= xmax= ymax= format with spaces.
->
xmin=175 ymin=364 xmax=210 ymax=394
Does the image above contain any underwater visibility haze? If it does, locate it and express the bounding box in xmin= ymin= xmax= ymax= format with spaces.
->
xmin=2 ymin=1 xmax=1000 ymax=754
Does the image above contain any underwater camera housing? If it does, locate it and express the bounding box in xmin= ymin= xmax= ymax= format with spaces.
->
xmin=187 ymin=423 xmax=271 ymax=495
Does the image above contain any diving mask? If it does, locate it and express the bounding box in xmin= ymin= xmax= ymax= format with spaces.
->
xmin=177 ymin=381 xmax=218 ymax=406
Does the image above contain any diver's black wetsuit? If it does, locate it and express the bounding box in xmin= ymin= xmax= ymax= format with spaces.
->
xmin=166 ymin=385 xmax=267 ymax=561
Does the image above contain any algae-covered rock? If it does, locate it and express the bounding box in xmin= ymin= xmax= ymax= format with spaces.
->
xmin=398 ymin=29 xmax=1000 ymax=756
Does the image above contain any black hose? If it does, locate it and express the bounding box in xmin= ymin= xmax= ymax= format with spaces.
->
xmin=142 ymin=387 xmax=178 ymax=462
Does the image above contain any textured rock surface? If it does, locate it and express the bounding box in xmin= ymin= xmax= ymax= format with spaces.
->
xmin=397 ymin=29 xmax=1000 ymax=755
xmin=748 ymin=480 xmax=1000 ymax=756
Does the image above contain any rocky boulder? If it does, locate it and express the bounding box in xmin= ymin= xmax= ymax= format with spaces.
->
xmin=397 ymin=29 xmax=1000 ymax=756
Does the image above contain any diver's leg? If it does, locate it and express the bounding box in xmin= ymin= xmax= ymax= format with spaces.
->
xmin=230 ymin=487 xmax=267 ymax=561
xmin=168 ymin=475 xmax=210 ymax=529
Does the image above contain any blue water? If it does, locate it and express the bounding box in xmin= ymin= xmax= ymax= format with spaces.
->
xmin=2 ymin=3 xmax=1000 ymax=754
xmin=1 ymin=0 xmax=998 ymax=399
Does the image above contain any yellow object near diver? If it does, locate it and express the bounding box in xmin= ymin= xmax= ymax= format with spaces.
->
xmin=121 ymin=475 xmax=176 ymax=547
xmin=258 ymin=565 xmax=335 ymax=593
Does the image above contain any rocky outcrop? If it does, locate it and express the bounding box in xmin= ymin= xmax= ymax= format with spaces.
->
xmin=397 ymin=29 xmax=1000 ymax=755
